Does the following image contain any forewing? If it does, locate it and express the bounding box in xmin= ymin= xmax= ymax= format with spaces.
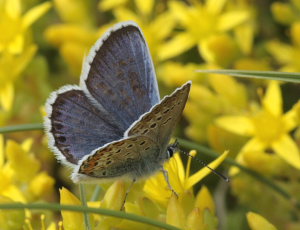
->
xmin=74 ymin=136 xmax=159 ymax=180
xmin=81 ymin=21 xmax=160 ymax=131
xmin=45 ymin=86 xmax=124 ymax=165
xmin=126 ymin=81 xmax=191 ymax=149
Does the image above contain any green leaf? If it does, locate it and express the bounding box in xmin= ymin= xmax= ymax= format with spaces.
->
xmin=0 ymin=203 xmax=181 ymax=230
xmin=0 ymin=123 xmax=43 ymax=133
xmin=197 ymin=69 xmax=300 ymax=83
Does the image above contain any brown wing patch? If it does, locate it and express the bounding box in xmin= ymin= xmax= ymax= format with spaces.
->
xmin=127 ymin=82 xmax=191 ymax=137
xmin=78 ymin=136 xmax=156 ymax=178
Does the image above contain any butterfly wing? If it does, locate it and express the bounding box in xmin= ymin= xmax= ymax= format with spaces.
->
xmin=71 ymin=82 xmax=191 ymax=182
xmin=81 ymin=21 xmax=160 ymax=131
xmin=72 ymin=136 xmax=160 ymax=182
xmin=126 ymin=81 xmax=191 ymax=150
xmin=45 ymin=86 xmax=124 ymax=166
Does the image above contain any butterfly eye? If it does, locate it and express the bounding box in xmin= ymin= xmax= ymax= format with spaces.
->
xmin=167 ymin=146 xmax=174 ymax=158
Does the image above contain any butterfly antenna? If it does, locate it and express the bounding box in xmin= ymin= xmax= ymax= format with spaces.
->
xmin=178 ymin=147 xmax=229 ymax=182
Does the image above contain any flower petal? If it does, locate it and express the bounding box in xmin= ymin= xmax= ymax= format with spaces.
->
xmin=170 ymin=153 xmax=185 ymax=185
xmin=5 ymin=0 xmax=21 ymax=19
xmin=271 ymin=3 xmax=296 ymax=25
xmin=113 ymin=8 xmax=140 ymax=23
xmin=195 ymin=186 xmax=215 ymax=214
xmin=144 ymin=152 xmax=186 ymax=203
xmin=0 ymin=83 xmax=14 ymax=111
xmin=282 ymin=101 xmax=300 ymax=132
xmin=150 ymin=12 xmax=176 ymax=40
xmin=0 ymin=135 xmax=3 ymax=167
xmin=8 ymin=35 xmax=24 ymax=54
xmin=229 ymin=138 xmax=266 ymax=175
xmin=247 ymin=212 xmax=277 ymax=230
xmin=135 ymin=0 xmax=154 ymax=16
xmin=29 ymin=172 xmax=55 ymax=198
xmin=266 ymin=41 xmax=293 ymax=64
xmin=208 ymin=74 xmax=248 ymax=109
xmin=1 ymin=185 xmax=26 ymax=202
xmin=99 ymin=0 xmax=128 ymax=11
xmin=186 ymin=208 xmax=204 ymax=230
xmin=6 ymin=140 xmax=40 ymax=182
xmin=158 ymin=32 xmax=196 ymax=60
xmin=235 ymin=20 xmax=255 ymax=55
xmin=271 ymin=134 xmax=300 ymax=169
xmin=263 ymin=81 xmax=282 ymax=116
xmin=217 ymin=11 xmax=249 ymax=31
xmin=185 ymin=151 xmax=228 ymax=190
xmin=242 ymin=138 xmax=266 ymax=152
xmin=0 ymin=196 xmax=25 ymax=230
xmin=143 ymin=172 xmax=172 ymax=205
xmin=169 ymin=1 xmax=190 ymax=25
xmin=166 ymin=194 xmax=185 ymax=228
xmin=216 ymin=116 xmax=255 ymax=136
xmin=60 ymin=187 xmax=85 ymax=230
xmin=206 ymin=0 xmax=227 ymax=14
xmin=22 ymin=2 xmax=52 ymax=29
xmin=101 ymin=180 xmax=126 ymax=210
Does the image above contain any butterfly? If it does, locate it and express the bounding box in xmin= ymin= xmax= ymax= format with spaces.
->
xmin=44 ymin=21 xmax=191 ymax=185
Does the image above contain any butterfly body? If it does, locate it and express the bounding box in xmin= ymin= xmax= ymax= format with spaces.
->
xmin=45 ymin=21 xmax=191 ymax=183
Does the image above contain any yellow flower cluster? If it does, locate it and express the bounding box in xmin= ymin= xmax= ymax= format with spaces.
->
xmin=0 ymin=135 xmax=55 ymax=229
xmin=58 ymin=151 xmax=227 ymax=230
xmin=0 ymin=0 xmax=300 ymax=229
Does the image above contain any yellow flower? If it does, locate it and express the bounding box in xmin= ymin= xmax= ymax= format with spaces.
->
xmin=0 ymin=46 xmax=37 ymax=111
xmin=247 ymin=212 xmax=277 ymax=230
xmin=0 ymin=0 xmax=51 ymax=110
xmin=44 ymin=24 xmax=100 ymax=74
xmin=5 ymin=139 xmax=40 ymax=183
xmin=201 ymin=34 xmax=239 ymax=67
xmin=0 ymin=83 xmax=13 ymax=111
xmin=100 ymin=180 xmax=126 ymax=211
xmin=234 ymin=57 xmax=271 ymax=72
xmin=267 ymin=22 xmax=300 ymax=72
xmin=157 ymin=62 xmax=203 ymax=87
xmin=0 ymin=45 xmax=37 ymax=88
xmin=144 ymin=150 xmax=228 ymax=205
xmin=95 ymin=180 xmax=132 ymax=229
xmin=159 ymin=0 xmax=249 ymax=60
xmin=44 ymin=0 xmax=105 ymax=75
xmin=242 ymin=150 xmax=285 ymax=176
xmin=60 ymin=187 xmax=85 ymax=230
xmin=29 ymin=172 xmax=55 ymax=198
xmin=0 ymin=136 xmax=55 ymax=203
xmin=54 ymin=0 xmax=94 ymax=26
xmin=0 ymin=196 xmax=25 ymax=230
xmin=166 ymin=186 xmax=218 ymax=229
xmin=271 ymin=1 xmax=300 ymax=25
xmin=0 ymin=137 xmax=25 ymax=202
xmin=111 ymin=0 xmax=177 ymax=63
xmin=99 ymin=0 xmax=129 ymax=11
xmin=0 ymin=0 xmax=51 ymax=54
xmin=116 ymin=198 xmax=158 ymax=230
xmin=184 ymin=73 xmax=248 ymax=142
xmin=217 ymin=81 xmax=300 ymax=173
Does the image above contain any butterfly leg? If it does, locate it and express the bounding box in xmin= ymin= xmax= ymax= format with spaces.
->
xmin=121 ymin=178 xmax=136 ymax=211
xmin=161 ymin=167 xmax=178 ymax=197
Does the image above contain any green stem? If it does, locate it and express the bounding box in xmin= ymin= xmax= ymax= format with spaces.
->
xmin=0 ymin=123 xmax=43 ymax=133
xmin=91 ymin=185 xmax=102 ymax=202
xmin=79 ymin=184 xmax=92 ymax=230
xmin=177 ymin=138 xmax=300 ymax=210
xmin=0 ymin=202 xmax=180 ymax=230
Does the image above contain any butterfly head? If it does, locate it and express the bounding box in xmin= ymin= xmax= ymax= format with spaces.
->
xmin=166 ymin=139 xmax=179 ymax=159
